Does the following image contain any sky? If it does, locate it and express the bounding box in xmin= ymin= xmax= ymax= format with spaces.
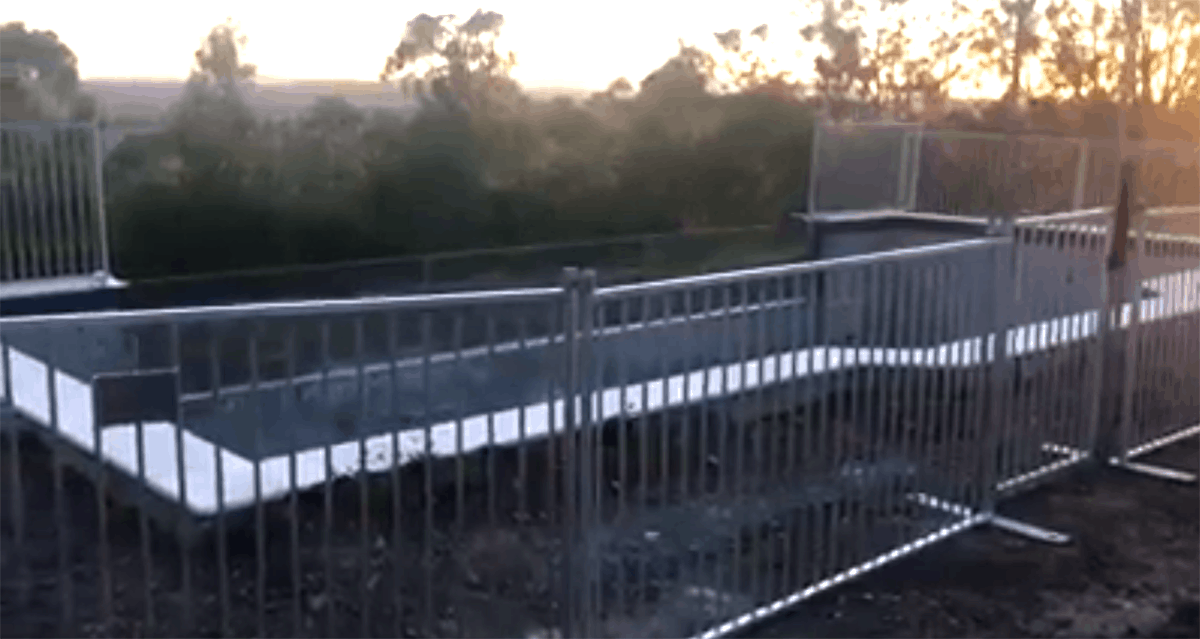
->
xmin=14 ymin=0 xmax=1013 ymax=96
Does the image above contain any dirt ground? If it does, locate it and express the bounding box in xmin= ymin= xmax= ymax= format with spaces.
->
xmin=738 ymin=440 xmax=1200 ymax=639
xmin=2 ymin=415 xmax=1197 ymax=639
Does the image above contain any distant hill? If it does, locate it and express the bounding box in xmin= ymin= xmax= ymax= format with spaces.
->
xmin=81 ymin=77 xmax=596 ymax=122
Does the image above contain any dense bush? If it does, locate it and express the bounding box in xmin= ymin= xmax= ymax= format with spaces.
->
xmin=105 ymin=83 xmax=817 ymax=280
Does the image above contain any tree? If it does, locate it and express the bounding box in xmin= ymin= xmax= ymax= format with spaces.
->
xmin=963 ymin=0 xmax=1043 ymax=104
xmin=189 ymin=18 xmax=258 ymax=88
xmin=708 ymin=24 xmax=799 ymax=95
xmin=0 ymin=21 xmax=99 ymax=121
xmin=1132 ymin=0 xmax=1199 ymax=109
xmin=1039 ymin=0 xmax=1116 ymax=104
xmin=636 ymin=38 xmax=719 ymax=104
xmin=799 ymin=0 xmax=877 ymax=118
xmin=167 ymin=20 xmax=261 ymax=150
xmin=379 ymin=10 xmax=520 ymax=115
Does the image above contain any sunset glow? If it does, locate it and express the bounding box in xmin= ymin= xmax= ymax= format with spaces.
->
xmin=16 ymin=0 xmax=1037 ymax=98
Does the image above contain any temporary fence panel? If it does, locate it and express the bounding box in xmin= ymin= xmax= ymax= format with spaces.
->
xmin=0 ymin=122 xmax=109 ymax=284
xmin=808 ymin=121 xmax=924 ymax=213
xmin=0 ymin=286 xmax=586 ymax=639
xmin=991 ymin=215 xmax=1112 ymax=495
xmin=913 ymin=131 xmax=1087 ymax=216
xmin=577 ymin=236 xmax=1007 ymax=638
xmin=1117 ymin=225 xmax=1200 ymax=462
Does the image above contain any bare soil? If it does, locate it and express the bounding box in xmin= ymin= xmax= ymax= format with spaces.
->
xmin=738 ymin=440 xmax=1200 ymax=639
xmin=2 ymin=412 xmax=1196 ymax=639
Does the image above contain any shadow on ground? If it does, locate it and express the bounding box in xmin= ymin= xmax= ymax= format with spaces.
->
xmin=738 ymin=440 xmax=1200 ymax=639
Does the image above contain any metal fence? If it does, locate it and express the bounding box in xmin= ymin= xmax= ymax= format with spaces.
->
xmin=4 ymin=210 xmax=1198 ymax=638
xmin=810 ymin=120 xmax=1200 ymax=216
xmin=0 ymin=122 xmax=110 ymax=285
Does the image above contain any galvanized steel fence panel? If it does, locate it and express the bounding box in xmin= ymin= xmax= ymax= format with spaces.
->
xmin=1116 ymin=221 xmax=1200 ymax=462
xmin=0 ymin=122 xmax=109 ymax=283
xmin=812 ymin=121 xmax=1199 ymax=217
xmin=1 ymin=287 xmax=584 ymax=638
xmin=577 ymin=237 xmax=1006 ymax=637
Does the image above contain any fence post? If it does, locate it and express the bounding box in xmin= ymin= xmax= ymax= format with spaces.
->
xmin=1072 ymin=138 xmax=1090 ymax=210
xmin=807 ymin=119 xmax=822 ymax=215
xmin=1091 ymin=160 xmax=1138 ymax=465
xmin=1116 ymin=214 xmax=1148 ymax=465
xmin=558 ymin=266 xmax=579 ymax=637
xmin=906 ymin=126 xmax=925 ymax=212
xmin=92 ymin=124 xmax=112 ymax=279
xmin=981 ymin=213 xmax=1015 ymax=514
xmin=576 ymin=268 xmax=598 ymax=638
xmin=896 ymin=130 xmax=911 ymax=209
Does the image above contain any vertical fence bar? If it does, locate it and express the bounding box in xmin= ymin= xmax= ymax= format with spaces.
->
xmin=733 ymin=278 xmax=751 ymax=592
xmin=921 ymin=258 xmax=950 ymax=504
xmin=850 ymin=265 xmax=871 ymax=567
xmin=320 ymin=320 xmax=337 ymax=638
xmin=247 ymin=328 xmax=268 ymax=639
xmin=983 ymin=225 xmax=1014 ymax=512
xmin=46 ymin=338 xmax=75 ymax=636
xmin=54 ymin=130 xmax=78 ymax=276
xmin=168 ymin=322 xmax=193 ymax=635
xmin=208 ymin=331 xmax=232 ymax=637
xmin=73 ymin=129 xmax=93 ymax=275
xmin=869 ymin=263 xmax=895 ymax=547
xmin=913 ymin=262 xmax=938 ymax=525
xmin=907 ymin=127 xmax=925 ymax=213
xmin=636 ymin=290 xmax=652 ymax=614
xmin=779 ymin=273 xmax=800 ymax=598
xmin=1073 ymin=139 xmax=1090 ymax=212
xmin=14 ymin=133 xmax=34 ymax=280
xmin=579 ymin=269 xmax=599 ymax=638
xmin=45 ymin=129 xmax=65 ymax=277
xmin=130 ymin=335 xmax=157 ymax=632
xmin=419 ymin=312 xmax=435 ymax=636
xmin=1086 ymin=205 xmax=1118 ymax=462
xmin=92 ymin=126 xmax=111 ymax=276
xmin=816 ymin=268 xmax=834 ymax=579
xmin=484 ymin=313 xmax=500 ymax=608
xmin=31 ymin=134 xmax=52 ymax=279
xmin=560 ymin=267 xmax=580 ymax=637
xmin=1 ymin=130 xmax=14 ymax=281
xmin=808 ymin=120 xmax=822 ymax=216
xmin=87 ymin=352 xmax=113 ymax=634
xmin=897 ymin=261 xmax=922 ymax=542
xmin=284 ymin=325 xmax=303 ymax=637
xmin=387 ymin=312 xmax=405 ymax=639
xmin=1117 ymin=216 xmax=1147 ymax=464
xmin=766 ymin=276 xmax=785 ymax=603
xmin=2 ymin=340 xmax=30 ymax=608
xmin=945 ymin=261 xmax=971 ymax=508
xmin=613 ymin=295 xmax=631 ymax=620
xmin=1015 ymin=234 xmax=1044 ymax=479
xmin=801 ymin=271 xmax=818 ymax=589
xmin=28 ymin=128 xmax=50 ymax=278
xmin=355 ymin=315 xmax=373 ymax=637
xmin=752 ymin=277 xmax=769 ymax=601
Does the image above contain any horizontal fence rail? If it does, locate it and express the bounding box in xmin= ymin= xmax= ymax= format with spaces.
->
xmin=2 ymin=209 xmax=1199 ymax=637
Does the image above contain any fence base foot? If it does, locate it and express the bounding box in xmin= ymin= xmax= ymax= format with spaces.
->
xmin=1111 ymin=460 xmax=1197 ymax=484
xmin=986 ymin=514 xmax=1072 ymax=545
